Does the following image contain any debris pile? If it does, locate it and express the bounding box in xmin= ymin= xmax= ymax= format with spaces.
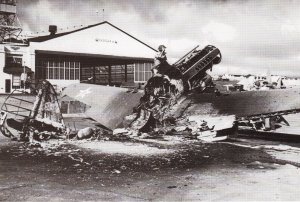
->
xmin=110 ymin=45 xmax=232 ymax=141
xmin=0 ymin=45 xmax=229 ymax=144
xmin=0 ymin=80 xmax=66 ymax=142
xmin=237 ymin=115 xmax=290 ymax=131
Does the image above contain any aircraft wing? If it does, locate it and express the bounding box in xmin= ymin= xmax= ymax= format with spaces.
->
xmin=184 ymin=87 xmax=300 ymax=118
xmin=63 ymin=83 xmax=300 ymax=131
xmin=62 ymin=83 xmax=143 ymax=130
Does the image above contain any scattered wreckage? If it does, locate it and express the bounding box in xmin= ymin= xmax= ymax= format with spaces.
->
xmin=235 ymin=75 xmax=286 ymax=91
xmin=2 ymin=45 xmax=300 ymax=143
xmin=0 ymin=80 xmax=105 ymax=142
xmin=0 ymin=80 xmax=66 ymax=142
xmin=63 ymin=45 xmax=236 ymax=140
xmin=63 ymin=45 xmax=300 ymax=139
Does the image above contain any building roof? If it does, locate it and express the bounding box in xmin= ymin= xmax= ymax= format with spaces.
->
xmin=29 ymin=21 xmax=157 ymax=52
xmin=35 ymin=50 xmax=154 ymax=63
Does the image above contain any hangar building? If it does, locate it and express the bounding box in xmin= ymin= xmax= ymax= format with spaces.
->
xmin=0 ymin=21 xmax=156 ymax=93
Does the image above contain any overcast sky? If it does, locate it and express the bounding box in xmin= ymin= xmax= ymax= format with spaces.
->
xmin=17 ymin=0 xmax=300 ymax=76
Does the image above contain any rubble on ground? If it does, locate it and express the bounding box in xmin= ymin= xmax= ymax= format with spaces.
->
xmin=108 ymin=46 xmax=232 ymax=141
xmin=0 ymin=78 xmax=231 ymax=143
xmin=77 ymin=127 xmax=95 ymax=140
xmin=0 ymin=45 xmax=231 ymax=146
xmin=0 ymin=80 xmax=66 ymax=143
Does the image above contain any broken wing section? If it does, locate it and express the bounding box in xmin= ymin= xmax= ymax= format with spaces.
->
xmin=186 ymin=88 xmax=300 ymax=117
xmin=30 ymin=80 xmax=65 ymax=126
xmin=62 ymin=83 xmax=143 ymax=130
xmin=0 ymin=91 xmax=35 ymax=138
xmin=0 ymin=80 xmax=65 ymax=140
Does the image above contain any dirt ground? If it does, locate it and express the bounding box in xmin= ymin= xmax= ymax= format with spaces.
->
xmin=1 ymin=92 xmax=300 ymax=201
xmin=1 ymin=117 xmax=300 ymax=201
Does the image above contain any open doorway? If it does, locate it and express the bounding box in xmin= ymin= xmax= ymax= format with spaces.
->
xmin=5 ymin=79 xmax=11 ymax=93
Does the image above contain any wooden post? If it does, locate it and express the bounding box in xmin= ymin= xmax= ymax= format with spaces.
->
xmin=93 ymin=66 xmax=96 ymax=84
xmin=108 ymin=65 xmax=111 ymax=86
xmin=124 ymin=64 xmax=127 ymax=82
xmin=79 ymin=63 xmax=82 ymax=82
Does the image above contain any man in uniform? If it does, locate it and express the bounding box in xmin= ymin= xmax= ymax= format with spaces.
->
xmin=151 ymin=45 xmax=182 ymax=80
xmin=152 ymin=45 xmax=168 ymax=75
xmin=20 ymin=72 xmax=27 ymax=89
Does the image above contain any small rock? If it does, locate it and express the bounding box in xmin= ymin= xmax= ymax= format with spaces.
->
xmin=112 ymin=169 xmax=121 ymax=174
xmin=167 ymin=186 xmax=177 ymax=189
xmin=77 ymin=127 xmax=94 ymax=140
xmin=113 ymin=128 xmax=128 ymax=135
xmin=174 ymin=126 xmax=188 ymax=132
xmin=139 ymin=133 xmax=149 ymax=139
xmin=54 ymin=152 xmax=62 ymax=156
xmin=120 ymin=165 xmax=127 ymax=170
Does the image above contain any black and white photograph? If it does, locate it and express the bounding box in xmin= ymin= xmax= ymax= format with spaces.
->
xmin=1 ymin=0 xmax=300 ymax=201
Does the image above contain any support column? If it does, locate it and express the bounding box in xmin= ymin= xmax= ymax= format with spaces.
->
xmin=124 ymin=64 xmax=128 ymax=82
xmin=79 ymin=63 xmax=82 ymax=81
xmin=108 ymin=65 xmax=112 ymax=86
xmin=93 ymin=66 xmax=96 ymax=84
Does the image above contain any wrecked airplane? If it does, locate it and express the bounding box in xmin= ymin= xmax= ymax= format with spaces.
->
xmin=2 ymin=45 xmax=300 ymax=142
xmin=0 ymin=80 xmax=66 ymax=141
xmin=63 ymin=45 xmax=300 ymax=139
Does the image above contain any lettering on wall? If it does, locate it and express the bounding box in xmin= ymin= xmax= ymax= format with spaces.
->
xmin=95 ymin=38 xmax=118 ymax=44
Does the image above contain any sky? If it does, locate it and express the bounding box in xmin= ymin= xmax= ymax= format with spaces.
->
xmin=16 ymin=0 xmax=300 ymax=76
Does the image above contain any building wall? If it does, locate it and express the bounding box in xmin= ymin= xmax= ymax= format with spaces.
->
xmin=0 ymin=44 xmax=35 ymax=94
xmin=30 ymin=22 xmax=156 ymax=59
xmin=1 ymin=23 xmax=155 ymax=93
xmin=0 ymin=45 xmax=9 ymax=93
xmin=34 ymin=52 xmax=153 ymax=89
xmin=0 ymin=43 xmax=153 ymax=93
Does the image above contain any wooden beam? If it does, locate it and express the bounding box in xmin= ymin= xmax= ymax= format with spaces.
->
xmin=93 ymin=66 xmax=96 ymax=84
xmin=124 ymin=64 xmax=127 ymax=82
xmin=108 ymin=65 xmax=112 ymax=86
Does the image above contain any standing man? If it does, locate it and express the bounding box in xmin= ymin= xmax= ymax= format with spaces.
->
xmin=151 ymin=45 xmax=182 ymax=80
xmin=152 ymin=45 xmax=168 ymax=75
xmin=20 ymin=71 xmax=27 ymax=89
xmin=155 ymin=45 xmax=167 ymax=65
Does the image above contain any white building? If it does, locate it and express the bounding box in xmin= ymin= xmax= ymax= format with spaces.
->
xmin=0 ymin=44 xmax=35 ymax=93
xmin=0 ymin=21 xmax=156 ymax=93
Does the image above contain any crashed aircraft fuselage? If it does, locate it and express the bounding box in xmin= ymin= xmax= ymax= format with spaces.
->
xmin=63 ymin=45 xmax=300 ymax=135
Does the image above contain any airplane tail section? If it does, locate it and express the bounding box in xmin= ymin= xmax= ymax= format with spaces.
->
xmin=62 ymin=84 xmax=143 ymax=130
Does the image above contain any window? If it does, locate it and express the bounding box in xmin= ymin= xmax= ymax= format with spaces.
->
xmin=59 ymin=62 xmax=64 ymax=80
xmin=39 ymin=58 xmax=80 ymax=80
xmin=70 ymin=62 xmax=75 ymax=80
xmin=5 ymin=54 xmax=22 ymax=67
xmin=127 ymin=64 xmax=134 ymax=82
xmin=12 ymin=74 xmax=21 ymax=89
xmin=75 ymin=62 xmax=80 ymax=79
xmin=134 ymin=63 xmax=153 ymax=83
xmin=65 ymin=61 xmax=70 ymax=80
xmin=94 ymin=66 xmax=109 ymax=84
xmin=111 ymin=65 xmax=125 ymax=84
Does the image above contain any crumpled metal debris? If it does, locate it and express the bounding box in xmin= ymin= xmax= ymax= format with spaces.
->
xmin=115 ymin=46 xmax=223 ymax=139
xmin=111 ymin=71 xmax=235 ymax=141
xmin=0 ymin=80 xmax=67 ymax=142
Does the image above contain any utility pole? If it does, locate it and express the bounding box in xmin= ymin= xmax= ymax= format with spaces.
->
xmin=0 ymin=0 xmax=22 ymax=43
xmin=96 ymin=8 xmax=105 ymax=22
xmin=102 ymin=9 xmax=104 ymax=21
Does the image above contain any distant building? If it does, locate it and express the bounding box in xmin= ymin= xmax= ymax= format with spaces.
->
xmin=0 ymin=21 xmax=156 ymax=93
